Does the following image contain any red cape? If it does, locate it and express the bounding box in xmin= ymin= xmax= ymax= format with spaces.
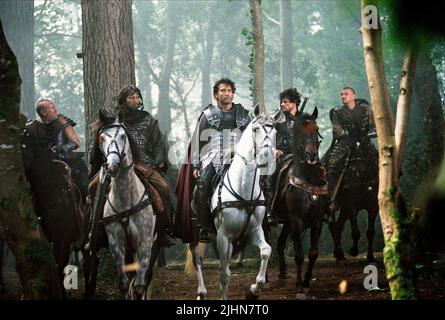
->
xmin=173 ymin=142 xmax=197 ymax=243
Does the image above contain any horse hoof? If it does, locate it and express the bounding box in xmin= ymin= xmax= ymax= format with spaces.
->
xmin=367 ymin=256 xmax=377 ymax=265
xmin=245 ymin=288 xmax=259 ymax=300
xmin=295 ymin=293 xmax=306 ymax=300
xmin=197 ymin=293 xmax=206 ymax=300
xmin=349 ymin=247 xmax=359 ymax=257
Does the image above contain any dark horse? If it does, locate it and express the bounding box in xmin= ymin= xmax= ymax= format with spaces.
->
xmin=20 ymin=129 xmax=84 ymax=296
xmin=272 ymin=108 xmax=330 ymax=299
xmin=323 ymin=135 xmax=379 ymax=263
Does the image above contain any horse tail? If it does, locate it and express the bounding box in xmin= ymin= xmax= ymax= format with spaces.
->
xmin=184 ymin=243 xmax=207 ymax=275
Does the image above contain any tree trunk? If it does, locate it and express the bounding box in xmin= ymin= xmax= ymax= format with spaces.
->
xmin=134 ymin=0 xmax=153 ymax=112
xmin=0 ymin=0 xmax=35 ymax=118
xmin=360 ymin=0 xmax=416 ymax=299
xmin=0 ymin=19 xmax=61 ymax=300
xmin=249 ymin=0 xmax=265 ymax=113
xmin=414 ymin=51 xmax=445 ymax=170
xmin=157 ymin=1 xmax=178 ymax=134
xmin=201 ymin=6 xmax=217 ymax=107
xmin=395 ymin=47 xmax=417 ymax=172
xmin=81 ymin=0 xmax=136 ymax=149
xmin=280 ymin=0 xmax=293 ymax=91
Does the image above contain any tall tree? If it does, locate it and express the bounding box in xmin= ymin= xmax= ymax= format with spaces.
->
xmin=81 ymin=0 xmax=136 ymax=148
xmin=279 ymin=0 xmax=293 ymax=90
xmin=249 ymin=0 xmax=265 ymax=113
xmin=0 ymin=0 xmax=35 ymax=118
xmin=157 ymin=1 xmax=178 ymax=134
xmin=200 ymin=5 xmax=217 ymax=107
xmin=0 ymin=20 xmax=61 ymax=299
xmin=395 ymin=46 xmax=417 ymax=171
xmin=361 ymin=0 xmax=416 ymax=299
xmin=414 ymin=51 xmax=445 ymax=170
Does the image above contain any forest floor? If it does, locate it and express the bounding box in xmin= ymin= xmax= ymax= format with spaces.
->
xmin=1 ymin=251 xmax=444 ymax=300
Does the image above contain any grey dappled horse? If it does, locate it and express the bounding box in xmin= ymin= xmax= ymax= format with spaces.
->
xmin=98 ymin=121 xmax=156 ymax=299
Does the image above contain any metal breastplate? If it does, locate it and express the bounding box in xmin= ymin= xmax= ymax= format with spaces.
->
xmin=200 ymin=104 xmax=249 ymax=170
xmin=124 ymin=114 xmax=154 ymax=164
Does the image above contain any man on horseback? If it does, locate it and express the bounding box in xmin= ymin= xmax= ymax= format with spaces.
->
xmin=176 ymin=78 xmax=250 ymax=243
xmin=265 ymin=88 xmax=301 ymax=226
xmin=88 ymin=85 xmax=176 ymax=247
xmin=325 ymin=87 xmax=377 ymax=215
xmin=24 ymin=99 xmax=89 ymax=201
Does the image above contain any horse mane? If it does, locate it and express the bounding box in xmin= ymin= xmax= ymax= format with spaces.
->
xmin=294 ymin=112 xmax=318 ymax=135
xmin=90 ymin=108 xmax=116 ymax=131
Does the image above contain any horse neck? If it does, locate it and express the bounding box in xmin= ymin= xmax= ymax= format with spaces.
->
xmin=293 ymin=161 xmax=323 ymax=185
xmin=109 ymin=146 xmax=143 ymax=207
xmin=226 ymin=155 xmax=261 ymax=200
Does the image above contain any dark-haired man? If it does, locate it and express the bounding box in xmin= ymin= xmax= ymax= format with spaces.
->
xmin=265 ymin=88 xmax=301 ymax=226
xmin=88 ymin=85 xmax=176 ymax=247
xmin=176 ymin=78 xmax=250 ymax=242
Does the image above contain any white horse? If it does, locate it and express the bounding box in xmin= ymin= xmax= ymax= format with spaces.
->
xmin=98 ymin=121 xmax=156 ymax=299
xmin=189 ymin=109 xmax=285 ymax=300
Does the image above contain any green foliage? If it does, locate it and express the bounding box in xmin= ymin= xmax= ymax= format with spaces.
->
xmin=34 ymin=0 xmax=84 ymax=144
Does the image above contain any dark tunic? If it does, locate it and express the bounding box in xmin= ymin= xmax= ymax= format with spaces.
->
xmin=275 ymin=111 xmax=300 ymax=156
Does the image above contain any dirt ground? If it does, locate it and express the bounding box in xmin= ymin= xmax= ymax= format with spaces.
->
xmin=2 ymin=251 xmax=444 ymax=300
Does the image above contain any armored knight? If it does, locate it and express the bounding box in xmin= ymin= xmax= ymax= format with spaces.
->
xmin=265 ymin=88 xmax=301 ymax=225
xmin=88 ymin=85 xmax=176 ymax=247
xmin=185 ymin=78 xmax=250 ymax=242
xmin=325 ymin=87 xmax=377 ymax=213
xmin=23 ymin=99 xmax=89 ymax=200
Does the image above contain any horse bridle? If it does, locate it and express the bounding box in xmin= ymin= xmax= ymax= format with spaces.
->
xmin=100 ymin=124 xmax=133 ymax=174
xmin=294 ymin=128 xmax=322 ymax=164
xmin=236 ymin=122 xmax=274 ymax=168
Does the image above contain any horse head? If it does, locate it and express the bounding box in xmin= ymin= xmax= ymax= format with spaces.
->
xmin=98 ymin=120 xmax=132 ymax=176
xmin=249 ymin=109 xmax=285 ymax=174
xmin=292 ymin=107 xmax=322 ymax=165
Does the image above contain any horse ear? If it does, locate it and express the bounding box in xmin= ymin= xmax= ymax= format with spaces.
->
xmin=253 ymin=103 xmax=260 ymax=117
xmin=98 ymin=108 xmax=116 ymax=125
xmin=311 ymin=107 xmax=318 ymax=120
xmin=273 ymin=109 xmax=286 ymax=123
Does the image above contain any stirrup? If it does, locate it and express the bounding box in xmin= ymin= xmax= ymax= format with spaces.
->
xmin=199 ymin=228 xmax=210 ymax=243
xmin=267 ymin=213 xmax=277 ymax=227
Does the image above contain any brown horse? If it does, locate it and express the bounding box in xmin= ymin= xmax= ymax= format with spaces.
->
xmin=273 ymin=108 xmax=330 ymax=299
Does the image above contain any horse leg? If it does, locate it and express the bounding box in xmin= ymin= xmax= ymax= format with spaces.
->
xmin=303 ymin=223 xmax=322 ymax=290
xmin=0 ymin=238 xmax=4 ymax=295
xmin=106 ymin=224 xmax=130 ymax=299
xmin=216 ymin=231 xmax=232 ymax=300
xmin=291 ymin=221 xmax=305 ymax=299
xmin=333 ymin=209 xmax=348 ymax=262
xmin=349 ymin=211 xmax=360 ymax=257
xmin=132 ymin=238 xmax=153 ymax=300
xmin=190 ymin=242 xmax=207 ymax=300
xmin=144 ymin=240 xmax=160 ymax=299
xmin=277 ymin=222 xmax=291 ymax=280
xmin=246 ymin=227 xmax=271 ymax=299
xmin=83 ymin=249 xmax=100 ymax=299
xmin=366 ymin=205 xmax=378 ymax=263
